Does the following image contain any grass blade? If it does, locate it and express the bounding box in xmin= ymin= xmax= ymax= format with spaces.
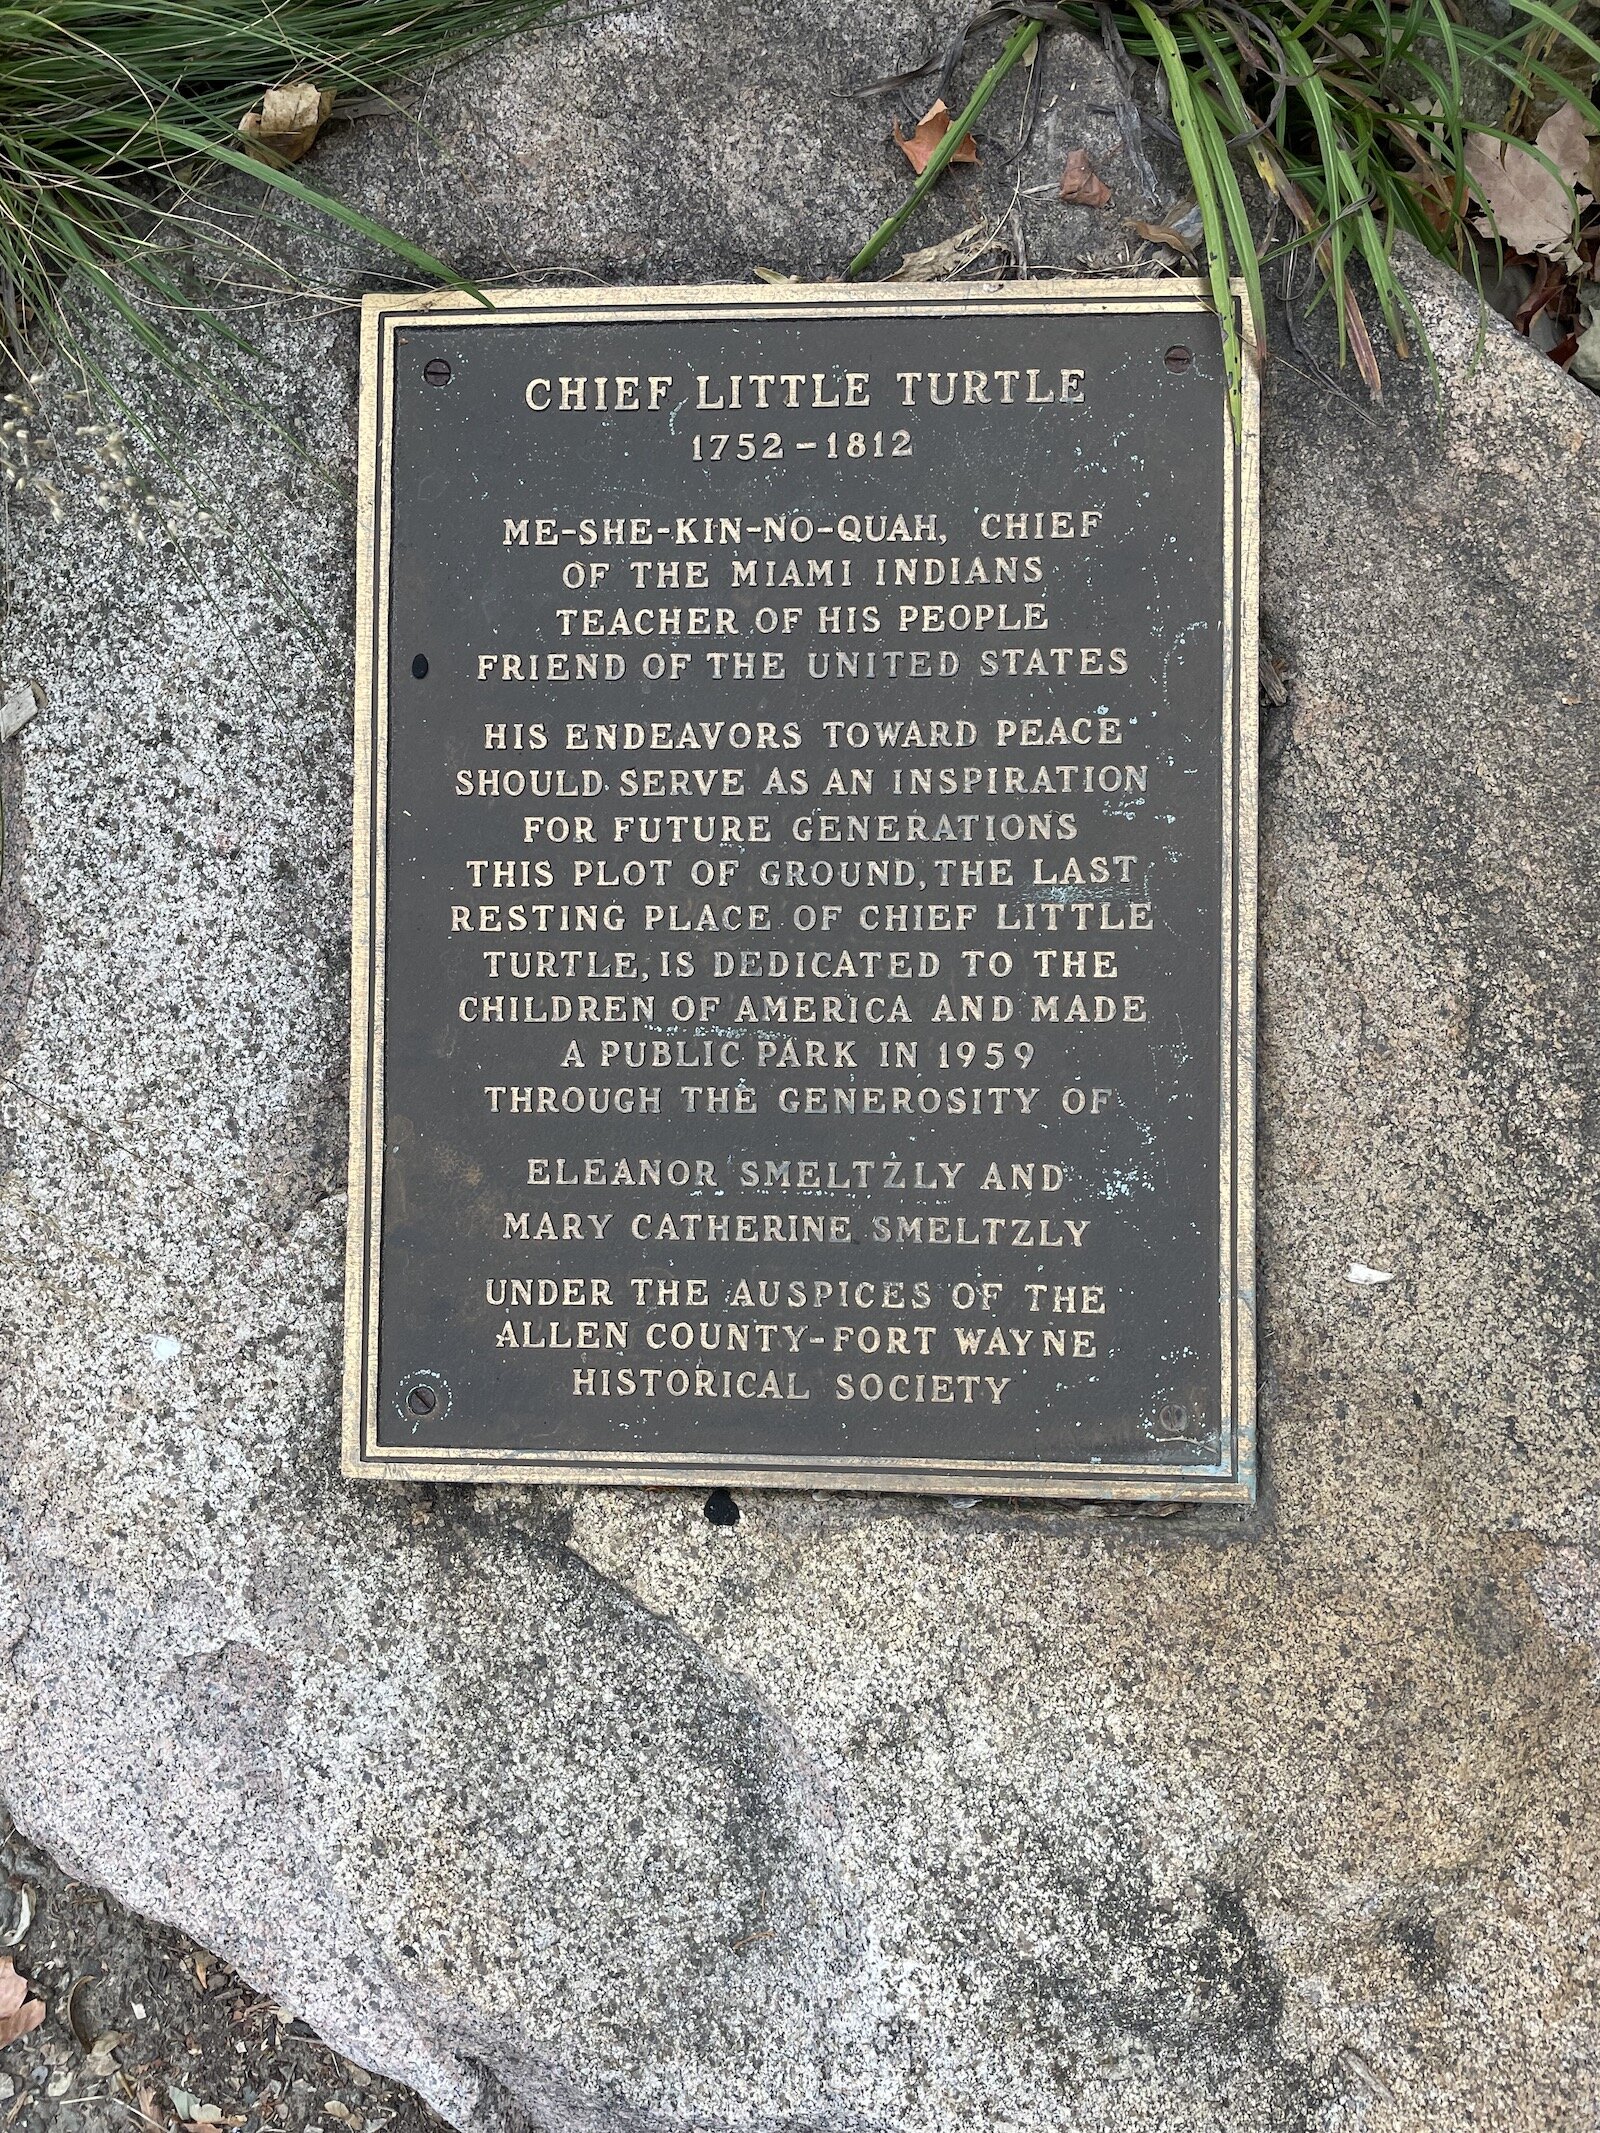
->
xmin=1130 ymin=0 xmax=1246 ymax=424
xmin=153 ymin=122 xmax=485 ymax=297
xmin=848 ymin=16 xmax=1042 ymax=278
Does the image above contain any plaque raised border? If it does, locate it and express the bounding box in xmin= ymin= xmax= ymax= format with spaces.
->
xmin=343 ymin=280 xmax=1259 ymax=1500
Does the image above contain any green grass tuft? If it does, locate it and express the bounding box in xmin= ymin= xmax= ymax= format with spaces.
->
xmin=0 ymin=0 xmax=570 ymax=379
xmin=849 ymin=0 xmax=1600 ymax=424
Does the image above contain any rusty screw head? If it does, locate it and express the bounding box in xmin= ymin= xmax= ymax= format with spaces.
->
xmin=1164 ymin=345 xmax=1193 ymax=373
xmin=422 ymin=357 xmax=453 ymax=387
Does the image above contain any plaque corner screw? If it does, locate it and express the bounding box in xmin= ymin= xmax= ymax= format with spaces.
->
xmin=423 ymin=357 xmax=453 ymax=387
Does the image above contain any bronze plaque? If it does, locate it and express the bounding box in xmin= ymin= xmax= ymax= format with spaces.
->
xmin=344 ymin=282 xmax=1258 ymax=1500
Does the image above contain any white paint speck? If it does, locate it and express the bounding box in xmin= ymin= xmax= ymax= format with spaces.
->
xmin=1345 ymin=1264 xmax=1394 ymax=1287
xmin=149 ymin=1334 xmax=182 ymax=1362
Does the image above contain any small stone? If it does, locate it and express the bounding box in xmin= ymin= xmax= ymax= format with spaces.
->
xmin=0 ymin=681 xmax=40 ymax=743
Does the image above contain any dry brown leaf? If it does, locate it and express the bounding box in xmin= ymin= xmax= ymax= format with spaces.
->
xmin=239 ymin=83 xmax=335 ymax=167
xmin=66 ymin=1973 xmax=99 ymax=2051
xmin=1128 ymin=216 xmax=1197 ymax=256
xmin=1540 ymin=100 xmax=1594 ymax=187
xmin=889 ymin=222 xmax=991 ymax=281
xmin=893 ymin=100 xmax=978 ymax=177
xmin=1466 ymin=101 xmax=1591 ymax=256
xmin=0 ymin=1960 xmax=26 ymax=2020
xmin=0 ymin=1997 xmax=44 ymax=2048
xmin=1346 ymin=291 xmax=1384 ymax=400
xmin=1059 ymin=148 xmax=1112 ymax=208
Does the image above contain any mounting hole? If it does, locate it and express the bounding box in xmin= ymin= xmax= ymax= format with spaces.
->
xmin=1164 ymin=345 xmax=1193 ymax=373
xmin=703 ymin=1488 xmax=740 ymax=1527
xmin=1158 ymin=1402 xmax=1190 ymax=1431
xmin=422 ymin=357 xmax=453 ymax=387
xmin=395 ymin=1369 xmax=452 ymax=1429
xmin=411 ymin=652 xmax=429 ymax=680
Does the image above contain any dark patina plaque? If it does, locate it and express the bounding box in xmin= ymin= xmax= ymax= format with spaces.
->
xmin=344 ymin=282 xmax=1257 ymax=1500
